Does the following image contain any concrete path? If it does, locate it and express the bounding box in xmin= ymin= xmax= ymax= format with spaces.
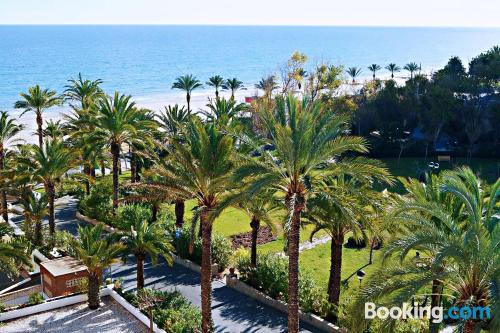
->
xmin=13 ymin=196 xmax=322 ymax=333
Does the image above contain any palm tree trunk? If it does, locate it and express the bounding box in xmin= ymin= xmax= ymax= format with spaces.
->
xmin=136 ymin=254 xmax=145 ymax=290
xmin=328 ymin=235 xmax=344 ymax=308
xmin=463 ymin=321 xmax=476 ymax=333
xmin=46 ymin=181 xmax=56 ymax=238
xmin=111 ymin=143 xmax=119 ymax=213
xmin=186 ymin=93 xmax=191 ymax=112
xmin=36 ymin=111 xmax=43 ymax=149
xmin=429 ymin=280 xmax=442 ymax=333
xmin=100 ymin=160 xmax=106 ymax=176
xmin=34 ymin=219 xmax=42 ymax=246
xmin=130 ymin=150 xmax=136 ymax=183
xmin=149 ymin=308 xmax=154 ymax=333
xmin=0 ymin=146 xmax=8 ymax=224
xmin=175 ymin=199 xmax=185 ymax=228
xmin=368 ymin=240 xmax=374 ymax=265
xmin=151 ymin=203 xmax=159 ymax=222
xmin=84 ymin=164 xmax=91 ymax=195
xmin=288 ymin=207 xmax=302 ymax=333
xmin=250 ymin=216 xmax=260 ymax=267
xmin=88 ymin=272 xmax=101 ymax=309
xmin=200 ymin=209 xmax=213 ymax=333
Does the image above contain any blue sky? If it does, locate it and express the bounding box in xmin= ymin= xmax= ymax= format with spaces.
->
xmin=1 ymin=0 xmax=499 ymax=27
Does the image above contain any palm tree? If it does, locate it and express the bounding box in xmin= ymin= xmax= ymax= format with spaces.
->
xmin=64 ymin=73 xmax=104 ymax=110
xmin=201 ymin=97 xmax=248 ymax=127
xmin=117 ymin=219 xmax=174 ymax=290
xmin=255 ymin=76 xmax=278 ymax=99
xmin=73 ymin=224 xmax=123 ymax=309
xmin=0 ymin=226 xmax=32 ymax=276
xmin=15 ymin=191 xmax=48 ymax=247
xmin=14 ymin=85 xmax=60 ymax=148
xmin=0 ymin=112 xmax=23 ymax=224
xmin=367 ymin=64 xmax=382 ymax=80
xmin=351 ymin=169 xmax=499 ymax=333
xmin=404 ymin=62 xmax=420 ymax=79
xmin=304 ymin=175 xmax=388 ymax=311
xmin=385 ymin=63 xmax=401 ymax=79
xmin=17 ymin=141 xmax=75 ymax=239
xmin=234 ymin=95 xmax=392 ymax=332
xmin=172 ymin=75 xmax=203 ymax=112
xmin=147 ymin=118 xmax=236 ymax=332
xmin=222 ymin=78 xmax=244 ymax=99
xmin=206 ymin=75 xmax=224 ymax=99
xmin=92 ymin=92 xmax=156 ymax=212
xmin=346 ymin=67 xmax=362 ymax=84
xmin=43 ymin=119 xmax=64 ymax=141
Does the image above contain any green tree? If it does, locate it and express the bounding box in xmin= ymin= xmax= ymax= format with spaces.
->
xmin=367 ymin=64 xmax=381 ymax=80
xmin=201 ymin=97 xmax=247 ymax=127
xmin=346 ymin=67 xmax=362 ymax=84
xmin=73 ymin=224 xmax=123 ymax=309
xmin=147 ymin=119 xmax=236 ymax=332
xmin=255 ymin=75 xmax=278 ymax=99
xmin=0 ymin=226 xmax=31 ymax=276
xmin=222 ymin=78 xmax=244 ymax=99
xmin=234 ymin=95 xmax=391 ymax=332
xmin=64 ymin=73 xmax=104 ymax=110
xmin=0 ymin=111 xmax=23 ymax=223
xmin=92 ymin=92 xmax=156 ymax=212
xmin=404 ymin=62 xmax=420 ymax=79
xmin=42 ymin=119 xmax=64 ymax=141
xmin=206 ymin=75 xmax=224 ymax=99
xmin=172 ymin=75 xmax=203 ymax=112
xmin=15 ymin=191 xmax=48 ymax=247
xmin=117 ymin=219 xmax=174 ymax=290
xmin=385 ymin=63 xmax=401 ymax=79
xmin=14 ymin=85 xmax=60 ymax=148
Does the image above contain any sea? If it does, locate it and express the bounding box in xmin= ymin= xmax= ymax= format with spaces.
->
xmin=0 ymin=25 xmax=499 ymax=115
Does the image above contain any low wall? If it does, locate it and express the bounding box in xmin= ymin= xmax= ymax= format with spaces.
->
xmin=173 ymin=255 xmax=219 ymax=278
xmin=225 ymin=276 xmax=345 ymax=333
xmin=0 ymin=285 xmax=42 ymax=303
xmin=75 ymin=212 xmax=116 ymax=233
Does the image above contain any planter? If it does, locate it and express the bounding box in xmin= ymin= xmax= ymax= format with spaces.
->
xmin=225 ymin=276 xmax=345 ymax=333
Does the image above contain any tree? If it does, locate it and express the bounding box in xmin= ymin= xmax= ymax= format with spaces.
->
xmin=255 ymin=75 xmax=278 ymax=99
xmin=385 ymin=63 xmax=401 ymax=79
xmin=0 ymin=111 xmax=23 ymax=223
xmin=234 ymin=95 xmax=392 ymax=332
xmin=147 ymin=119 xmax=236 ymax=332
xmin=304 ymin=175 xmax=389 ymax=312
xmin=14 ymin=85 xmax=60 ymax=148
xmin=91 ymin=92 xmax=156 ymax=212
xmin=43 ymin=119 xmax=64 ymax=141
xmin=73 ymin=224 xmax=123 ymax=309
xmin=404 ymin=62 xmax=420 ymax=79
xmin=14 ymin=191 xmax=48 ymax=247
xmin=117 ymin=219 xmax=174 ymax=290
xmin=136 ymin=289 xmax=165 ymax=333
xmin=346 ymin=67 xmax=362 ymax=84
xmin=201 ymin=97 xmax=247 ymax=127
xmin=206 ymin=75 xmax=224 ymax=99
xmin=172 ymin=75 xmax=203 ymax=112
xmin=64 ymin=73 xmax=104 ymax=110
xmin=18 ymin=140 xmax=75 ymax=239
xmin=367 ymin=64 xmax=381 ymax=80
xmin=0 ymin=226 xmax=32 ymax=277
xmin=222 ymin=78 xmax=244 ymax=100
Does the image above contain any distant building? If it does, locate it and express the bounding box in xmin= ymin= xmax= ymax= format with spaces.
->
xmin=40 ymin=257 xmax=88 ymax=298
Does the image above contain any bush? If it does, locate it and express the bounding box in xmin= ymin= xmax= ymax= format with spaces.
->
xmin=0 ymin=302 xmax=5 ymax=312
xmin=124 ymin=289 xmax=201 ymax=333
xmin=78 ymin=178 xmax=113 ymax=222
xmin=27 ymin=292 xmax=44 ymax=305
xmin=345 ymin=236 xmax=366 ymax=249
xmin=175 ymin=228 xmax=232 ymax=271
xmin=114 ymin=204 xmax=152 ymax=230
xmin=236 ymin=252 xmax=329 ymax=316
xmin=58 ymin=179 xmax=85 ymax=199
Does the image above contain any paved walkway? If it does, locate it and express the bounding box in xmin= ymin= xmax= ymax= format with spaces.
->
xmin=12 ymin=196 xmax=322 ymax=333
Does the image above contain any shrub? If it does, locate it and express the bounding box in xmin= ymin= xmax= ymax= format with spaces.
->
xmin=345 ymin=236 xmax=366 ymax=248
xmin=0 ymin=302 xmax=5 ymax=312
xmin=27 ymin=292 xmax=44 ymax=305
xmin=114 ymin=203 xmax=152 ymax=230
xmin=78 ymin=178 xmax=113 ymax=222
xmin=58 ymin=179 xmax=85 ymax=199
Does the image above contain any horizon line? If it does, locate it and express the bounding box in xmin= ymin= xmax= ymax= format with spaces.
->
xmin=1 ymin=23 xmax=499 ymax=29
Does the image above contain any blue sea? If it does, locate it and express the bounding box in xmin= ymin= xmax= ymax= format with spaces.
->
xmin=0 ymin=25 xmax=499 ymax=111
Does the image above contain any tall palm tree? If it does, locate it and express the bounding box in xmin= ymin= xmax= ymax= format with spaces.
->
xmin=18 ymin=141 xmax=76 ymax=238
xmin=367 ymin=64 xmax=382 ymax=80
xmin=14 ymin=85 xmax=60 ymax=148
xmin=206 ymin=75 xmax=224 ymax=99
xmin=351 ymin=168 xmax=499 ymax=333
xmin=304 ymin=175 xmax=389 ymax=311
xmin=201 ymin=97 xmax=248 ymax=127
xmin=385 ymin=63 xmax=401 ymax=79
xmin=255 ymin=76 xmax=278 ymax=99
xmin=404 ymin=62 xmax=420 ymax=79
xmin=234 ymin=95 xmax=391 ymax=332
xmin=147 ymin=119 xmax=236 ymax=332
xmin=73 ymin=224 xmax=123 ymax=309
xmin=0 ymin=112 xmax=23 ymax=223
xmin=346 ymin=67 xmax=362 ymax=84
xmin=64 ymin=73 xmax=104 ymax=110
xmin=117 ymin=219 xmax=174 ymax=290
xmin=91 ymin=92 xmax=156 ymax=212
xmin=222 ymin=78 xmax=244 ymax=99
xmin=172 ymin=75 xmax=203 ymax=112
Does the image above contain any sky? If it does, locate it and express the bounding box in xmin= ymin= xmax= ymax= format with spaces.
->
xmin=0 ymin=0 xmax=499 ymax=27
